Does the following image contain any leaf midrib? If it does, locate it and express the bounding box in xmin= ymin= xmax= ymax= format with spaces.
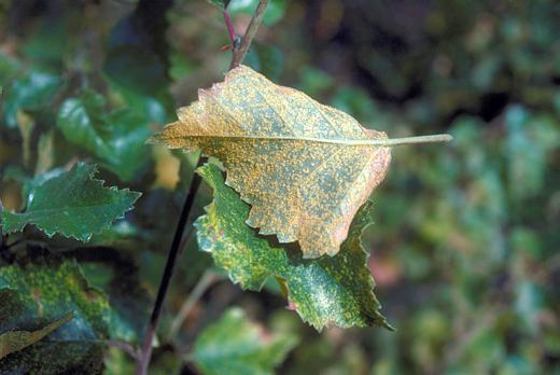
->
xmin=163 ymin=133 xmax=390 ymax=146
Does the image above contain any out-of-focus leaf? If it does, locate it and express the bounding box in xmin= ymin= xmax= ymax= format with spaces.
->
xmin=103 ymin=4 xmax=174 ymax=123
xmin=57 ymin=90 xmax=153 ymax=181
xmin=229 ymin=0 xmax=286 ymax=26
xmin=331 ymin=86 xmax=379 ymax=125
xmin=2 ymin=71 xmax=63 ymax=128
xmin=245 ymin=43 xmax=284 ymax=81
xmin=153 ymin=65 xmax=392 ymax=257
xmin=0 ymin=313 xmax=72 ymax=360
xmin=35 ymin=130 xmax=55 ymax=175
xmin=505 ymin=105 xmax=560 ymax=199
xmin=17 ymin=110 xmax=35 ymax=167
xmin=206 ymin=0 xmax=231 ymax=8
xmin=194 ymin=163 xmax=391 ymax=330
xmin=191 ymin=307 xmax=298 ymax=375
xmin=1 ymin=162 xmax=141 ymax=241
xmin=0 ymin=258 xmax=115 ymax=373
xmin=0 ymin=52 xmax=20 ymax=83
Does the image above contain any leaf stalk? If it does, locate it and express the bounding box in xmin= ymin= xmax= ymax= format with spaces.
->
xmin=229 ymin=0 xmax=269 ymax=69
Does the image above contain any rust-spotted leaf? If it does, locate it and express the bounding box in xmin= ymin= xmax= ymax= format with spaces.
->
xmin=153 ymin=65 xmax=450 ymax=257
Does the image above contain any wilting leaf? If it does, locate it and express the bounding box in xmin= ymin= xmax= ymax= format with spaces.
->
xmin=0 ymin=162 xmax=141 ymax=241
xmin=57 ymin=90 xmax=153 ymax=181
xmin=153 ymin=65 xmax=391 ymax=258
xmin=0 ymin=313 xmax=72 ymax=360
xmin=191 ymin=307 xmax=298 ymax=375
xmin=195 ymin=163 xmax=391 ymax=330
xmin=0 ymin=258 xmax=114 ymax=373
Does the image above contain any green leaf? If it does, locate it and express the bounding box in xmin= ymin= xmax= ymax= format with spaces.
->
xmin=195 ymin=163 xmax=392 ymax=330
xmin=2 ymin=71 xmax=63 ymax=128
xmin=56 ymin=90 xmax=153 ymax=181
xmin=0 ymin=162 xmax=141 ymax=241
xmin=0 ymin=313 xmax=72 ymax=360
xmin=102 ymin=7 xmax=174 ymax=124
xmin=0 ymin=51 xmax=20 ymax=83
xmin=505 ymin=105 xmax=560 ymax=199
xmin=76 ymin=247 xmax=151 ymax=344
xmin=192 ymin=307 xmax=298 ymax=375
xmin=0 ymin=258 xmax=114 ymax=373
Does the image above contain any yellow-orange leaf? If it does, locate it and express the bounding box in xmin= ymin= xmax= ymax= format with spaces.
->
xmin=153 ymin=65 xmax=450 ymax=257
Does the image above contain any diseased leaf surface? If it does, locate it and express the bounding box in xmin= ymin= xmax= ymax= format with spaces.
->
xmin=192 ymin=307 xmax=297 ymax=375
xmin=154 ymin=65 xmax=391 ymax=257
xmin=0 ymin=259 xmax=114 ymax=373
xmin=0 ymin=314 xmax=72 ymax=360
xmin=195 ymin=164 xmax=391 ymax=330
xmin=0 ymin=313 xmax=72 ymax=360
xmin=0 ymin=162 xmax=141 ymax=241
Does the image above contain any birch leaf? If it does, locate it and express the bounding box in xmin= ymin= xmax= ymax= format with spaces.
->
xmin=195 ymin=164 xmax=391 ymax=330
xmin=153 ymin=65 xmax=392 ymax=258
xmin=0 ymin=162 xmax=141 ymax=241
xmin=0 ymin=313 xmax=72 ymax=360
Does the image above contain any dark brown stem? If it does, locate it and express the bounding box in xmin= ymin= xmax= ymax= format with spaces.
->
xmin=136 ymin=158 xmax=203 ymax=375
xmin=136 ymin=1 xmax=269 ymax=373
xmin=229 ymin=0 xmax=269 ymax=70
xmin=223 ymin=10 xmax=236 ymax=45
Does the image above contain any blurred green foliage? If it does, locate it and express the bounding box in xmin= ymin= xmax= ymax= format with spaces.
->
xmin=0 ymin=0 xmax=559 ymax=374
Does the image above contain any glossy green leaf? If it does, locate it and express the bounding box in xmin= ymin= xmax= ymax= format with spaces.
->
xmin=195 ymin=163 xmax=391 ymax=330
xmin=192 ymin=307 xmax=297 ymax=375
xmin=56 ymin=90 xmax=153 ymax=181
xmin=2 ymin=71 xmax=63 ymax=128
xmin=0 ymin=313 xmax=72 ymax=360
xmin=0 ymin=162 xmax=141 ymax=241
xmin=0 ymin=258 xmax=114 ymax=373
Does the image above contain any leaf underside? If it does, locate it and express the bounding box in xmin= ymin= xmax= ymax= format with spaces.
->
xmin=0 ymin=313 xmax=72 ymax=360
xmin=0 ymin=258 xmax=113 ymax=373
xmin=195 ymin=163 xmax=391 ymax=330
xmin=153 ymin=65 xmax=391 ymax=258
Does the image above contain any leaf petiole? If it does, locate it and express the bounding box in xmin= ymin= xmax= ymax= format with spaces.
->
xmin=367 ymin=134 xmax=453 ymax=146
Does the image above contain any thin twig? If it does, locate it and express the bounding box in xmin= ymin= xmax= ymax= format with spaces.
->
xmin=223 ymin=10 xmax=236 ymax=45
xmin=135 ymin=2 xmax=270 ymax=373
xmin=168 ymin=270 xmax=220 ymax=339
xmin=136 ymin=159 xmax=203 ymax=375
xmin=229 ymin=0 xmax=269 ymax=70
xmin=106 ymin=340 xmax=141 ymax=361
